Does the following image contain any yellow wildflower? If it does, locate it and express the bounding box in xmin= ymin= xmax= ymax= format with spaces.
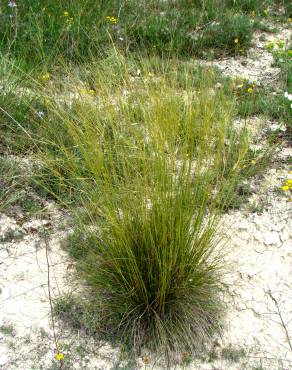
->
xmin=281 ymin=185 xmax=289 ymax=191
xmin=89 ymin=89 xmax=95 ymax=95
xmin=55 ymin=353 xmax=64 ymax=361
xmin=247 ymin=87 xmax=253 ymax=93
xmin=234 ymin=38 xmax=239 ymax=44
xmin=251 ymin=160 xmax=256 ymax=165
xmin=106 ymin=16 xmax=118 ymax=24
xmin=41 ymin=73 xmax=50 ymax=81
xmin=63 ymin=11 xmax=69 ymax=17
xmin=285 ymin=179 xmax=292 ymax=187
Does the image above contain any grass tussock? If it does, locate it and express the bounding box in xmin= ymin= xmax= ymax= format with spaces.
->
xmin=7 ymin=54 xmax=269 ymax=357
xmin=79 ymin=190 xmax=224 ymax=355
xmin=0 ymin=0 xmax=283 ymax=359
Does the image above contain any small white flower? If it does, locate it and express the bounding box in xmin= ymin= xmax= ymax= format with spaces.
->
xmin=36 ymin=111 xmax=45 ymax=118
xmin=8 ymin=0 xmax=17 ymax=7
xmin=284 ymin=92 xmax=292 ymax=101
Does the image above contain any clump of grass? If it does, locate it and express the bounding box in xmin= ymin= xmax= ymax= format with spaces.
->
xmin=4 ymin=52 xmax=272 ymax=360
xmin=22 ymin=55 xmax=269 ymax=359
xmin=72 ymin=154 xmax=226 ymax=354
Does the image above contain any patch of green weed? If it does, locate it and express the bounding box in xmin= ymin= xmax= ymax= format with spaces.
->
xmin=221 ymin=345 xmax=246 ymax=362
xmin=0 ymin=324 xmax=15 ymax=336
xmin=194 ymin=12 xmax=253 ymax=57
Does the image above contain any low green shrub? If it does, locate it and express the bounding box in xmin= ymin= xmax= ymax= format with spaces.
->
xmin=194 ymin=13 xmax=253 ymax=57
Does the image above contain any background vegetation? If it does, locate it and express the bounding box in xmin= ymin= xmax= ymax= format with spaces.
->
xmin=1 ymin=0 xmax=291 ymax=66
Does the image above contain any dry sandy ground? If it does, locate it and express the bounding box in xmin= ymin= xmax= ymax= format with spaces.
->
xmin=0 ymin=21 xmax=291 ymax=370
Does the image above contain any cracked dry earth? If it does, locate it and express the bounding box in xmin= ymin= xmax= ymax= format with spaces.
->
xmin=0 ymin=23 xmax=292 ymax=370
xmin=220 ymin=166 xmax=292 ymax=370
